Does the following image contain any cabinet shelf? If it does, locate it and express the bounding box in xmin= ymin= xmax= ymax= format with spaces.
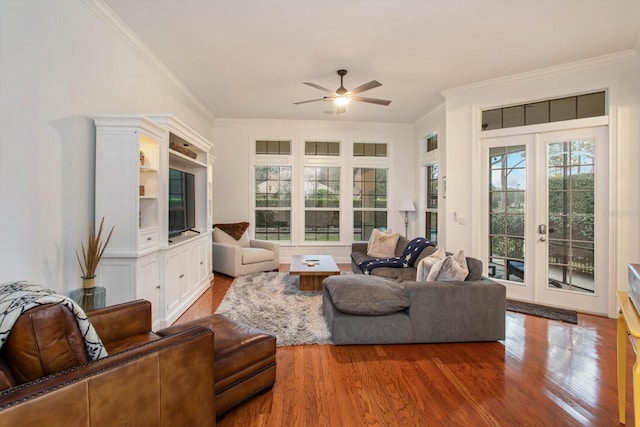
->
xmin=169 ymin=149 xmax=207 ymax=168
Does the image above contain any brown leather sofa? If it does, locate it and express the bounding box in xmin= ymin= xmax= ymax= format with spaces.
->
xmin=0 ymin=300 xmax=216 ymax=426
xmin=0 ymin=299 xmax=277 ymax=425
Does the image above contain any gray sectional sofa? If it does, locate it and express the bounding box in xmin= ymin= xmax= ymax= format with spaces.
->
xmin=322 ymin=239 xmax=506 ymax=345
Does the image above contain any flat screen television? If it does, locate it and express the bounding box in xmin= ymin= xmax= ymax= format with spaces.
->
xmin=168 ymin=168 xmax=196 ymax=238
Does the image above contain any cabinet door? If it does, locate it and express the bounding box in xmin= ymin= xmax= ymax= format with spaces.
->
xmin=137 ymin=254 xmax=159 ymax=328
xmin=165 ymin=251 xmax=181 ymax=316
xmin=178 ymin=248 xmax=190 ymax=299
xmin=190 ymin=239 xmax=208 ymax=291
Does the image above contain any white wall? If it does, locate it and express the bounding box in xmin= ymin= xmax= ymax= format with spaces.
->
xmin=441 ymin=52 xmax=640 ymax=314
xmin=0 ymin=1 xmax=214 ymax=294
xmin=212 ymin=118 xmax=415 ymax=262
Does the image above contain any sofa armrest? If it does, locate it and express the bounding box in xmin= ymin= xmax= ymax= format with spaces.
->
xmin=212 ymin=241 xmax=243 ymax=276
xmin=352 ymin=242 xmax=368 ymax=253
xmin=0 ymin=326 xmax=215 ymax=426
xmin=251 ymin=239 xmax=279 ymax=259
xmin=404 ymin=279 xmax=506 ymax=342
xmin=88 ymin=299 xmax=152 ymax=346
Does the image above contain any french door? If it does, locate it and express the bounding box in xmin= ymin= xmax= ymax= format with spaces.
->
xmin=483 ymin=126 xmax=608 ymax=314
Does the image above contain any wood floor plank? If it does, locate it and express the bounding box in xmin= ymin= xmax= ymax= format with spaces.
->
xmin=177 ymin=267 xmax=635 ymax=426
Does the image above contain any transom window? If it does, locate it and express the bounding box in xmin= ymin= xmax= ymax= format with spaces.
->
xmin=305 ymin=140 xmax=340 ymax=156
xmin=353 ymin=142 xmax=387 ymax=157
xmin=426 ymin=134 xmax=438 ymax=152
xmin=255 ymin=140 xmax=291 ymax=155
xmin=482 ymin=91 xmax=605 ymax=131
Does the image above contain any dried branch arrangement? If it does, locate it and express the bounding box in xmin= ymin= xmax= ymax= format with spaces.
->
xmin=76 ymin=217 xmax=115 ymax=279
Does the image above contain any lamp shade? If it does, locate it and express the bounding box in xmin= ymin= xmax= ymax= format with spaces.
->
xmin=398 ymin=198 xmax=416 ymax=212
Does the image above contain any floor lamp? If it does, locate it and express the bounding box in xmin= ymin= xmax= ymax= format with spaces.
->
xmin=399 ymin=198 xmax=416 ymax=237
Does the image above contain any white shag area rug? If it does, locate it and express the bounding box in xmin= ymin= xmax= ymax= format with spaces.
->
xmin=214 ymin=271 xmax=332 ymax=346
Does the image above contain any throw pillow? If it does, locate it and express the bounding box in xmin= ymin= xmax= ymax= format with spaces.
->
xmin=213 ymin=222 xmax=250 ymax=240
xmin=426 ymin=250 xmax=469 ymax=281
xmin=366 ymin=228 xmax=400 ymax=259
xmin=213 ymin=228 xmax=250 ymax=248
xmin=415 ymin=247 xmax=446 ymax=281
xmin=324 ymin=275 xmax=410 ymax=315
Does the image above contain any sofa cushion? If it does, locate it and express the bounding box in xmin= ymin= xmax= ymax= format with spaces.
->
xmin=242 ymin=248 xmax=274 ymax=264
xmin=416 ymin=247 xmax=446 ymax=281
xmin=324 ymin=275 xmax=410 ymax=315
xmin=214 ymin=228 xmax=250 ymax=248
xmin=427 ymin=250 xmax=469 ymax=281
xmin=366 ymin=229 xmax=400 ymax=258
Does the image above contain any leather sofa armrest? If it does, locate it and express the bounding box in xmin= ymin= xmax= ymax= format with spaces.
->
xmin=0 ymin=326 xmax=215 ymax=426
xmin=250 ymin=239 xmax=279 ymax=259
xmin=88 ymin=300 xmax=152 ymax=346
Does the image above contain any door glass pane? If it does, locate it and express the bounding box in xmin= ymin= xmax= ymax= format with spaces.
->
xmin=488 ymin=145 xmax=525 ymax=282
xmin=546 ymin=140 xmax=595 ymax=293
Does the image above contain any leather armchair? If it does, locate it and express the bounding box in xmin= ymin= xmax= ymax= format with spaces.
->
xmin=0 ymin=300 xmax=215 ymax=427
xmin=212 ymin=228 xmax=279 ymax=277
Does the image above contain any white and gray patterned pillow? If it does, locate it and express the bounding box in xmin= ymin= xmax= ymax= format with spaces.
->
xmin=416 ymin=247 xmax=446 ymax=281
xmin=426 ymin=250 xmax=469 ymax=281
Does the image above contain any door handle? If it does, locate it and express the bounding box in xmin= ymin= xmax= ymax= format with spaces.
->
xmin=539 ymin=237 xmax=547 ymax=242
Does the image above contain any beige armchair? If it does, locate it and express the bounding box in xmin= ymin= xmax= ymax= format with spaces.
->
xmin=212 ymin=228 xmax=279 ymax=277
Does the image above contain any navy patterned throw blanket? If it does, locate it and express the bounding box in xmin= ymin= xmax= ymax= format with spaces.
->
xmin=360 ymin=237 xmax=435 ymax=274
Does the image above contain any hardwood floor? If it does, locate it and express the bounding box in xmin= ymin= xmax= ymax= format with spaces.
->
xmin=176 ymin=265 xmax=635 ymax=426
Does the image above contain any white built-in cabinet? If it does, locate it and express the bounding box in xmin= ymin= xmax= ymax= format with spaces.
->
xmin=94 ymin=114 xmax=214 ymax=329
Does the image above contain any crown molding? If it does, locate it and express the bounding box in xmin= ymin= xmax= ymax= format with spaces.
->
xmin=83 ymin=0 xmax=215 ymax=121
xmin=441 ymin=50 xmax=640 ymax=99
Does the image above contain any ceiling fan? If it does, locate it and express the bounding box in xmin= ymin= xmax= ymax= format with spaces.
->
xmin=294 ymin=69 xmax=391 ymax=114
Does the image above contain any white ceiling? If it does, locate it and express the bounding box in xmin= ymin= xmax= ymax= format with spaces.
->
xmin=104 ymin=0 xmax=640 ymax=124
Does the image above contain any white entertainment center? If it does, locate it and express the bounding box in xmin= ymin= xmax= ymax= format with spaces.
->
xmin=94 ymin=114 xmax=214 ymax=329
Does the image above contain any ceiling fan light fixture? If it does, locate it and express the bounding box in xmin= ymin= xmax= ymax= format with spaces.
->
xmin=335 ymin=95 xmax=350 ymax=106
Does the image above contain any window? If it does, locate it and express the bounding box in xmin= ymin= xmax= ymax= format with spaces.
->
xmin=481 ymin=91 xmax=606 ymax=131
xmin=255 ymin=140 xmax=291 ymax=155
xmin=353 ymin=142 xmax=387 ymax=157
xmin=426 ymin=134 xmax=438 ymax=152
xmin=254 ymin=166 xmax=291 ymax=240
xmin=353 ymin=168 xmax=388 ymax=241
xmin=425 ymin=164 xmax=438 ymax=244
xmin=305 ymin=141 xmax=340 ymax=156
xmin=304 ymin=167 xmax=340 ymax=241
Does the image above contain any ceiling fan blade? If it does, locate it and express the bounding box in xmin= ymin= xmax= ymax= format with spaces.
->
xmin=351 ymin=96 xmax=392 ymax=106
xmin=303 ymin=82 xmax=335 ymax=95
xmin=293 ymin=98 xmax=326 ymax=105
xmin=348 ymin=80 xmax=382 ymax=95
